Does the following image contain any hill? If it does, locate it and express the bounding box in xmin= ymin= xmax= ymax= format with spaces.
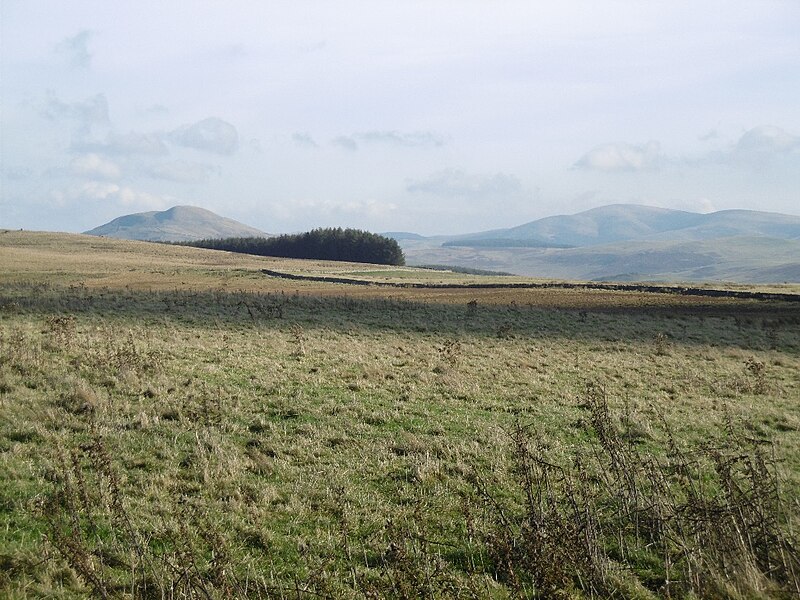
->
xmin=405 ymin=236 xmax=800 ymax=283
xmin=83 ymin=205 xmax=268 ymax=242
xmin=447 ymin=204 xmax=800 ymax=248
xmin=403 ymin=204 xmax=800 ymax=283
xmin=381 ymin=231 xmax=428 ymax=241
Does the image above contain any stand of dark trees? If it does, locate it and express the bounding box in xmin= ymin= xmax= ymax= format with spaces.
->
xmin=178 ymin=228 xmax=405 ymax=265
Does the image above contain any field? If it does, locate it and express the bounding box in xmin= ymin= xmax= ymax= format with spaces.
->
xmin=399 ymin=234 xmax=800 ymax=284
xmin=1 ymin=231 xmax=799 ymax=599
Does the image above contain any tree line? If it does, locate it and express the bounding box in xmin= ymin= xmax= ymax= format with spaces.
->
xmin=177 ymin=227 xmax=405 ymax=265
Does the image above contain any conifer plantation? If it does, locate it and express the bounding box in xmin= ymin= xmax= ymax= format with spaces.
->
xmin=179 ymin=228 xmax=405 ymax=266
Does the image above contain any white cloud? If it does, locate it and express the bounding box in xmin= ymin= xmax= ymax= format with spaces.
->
xmin=169 ymin=117 xmax=239 ymax=155
xmin=147 ymin=160 xmax=214 ymax=183
xmin=696 ymin=198 xmax=716 ymax=213
xmin=70 ymin=154 xmax=121 ymax=179
xmin=113 ymin=186 xmax=168 ymax=209
xmin=356 ymin=130 xmax=446 ymax=147
xmin=246 ymin=138 xmax=264 ymax=154
xmin=270 ymin=198 xmax=397 ymax=221
xmin=574 ymin=141 xmax=662 ymax=172
xmin=332 ymin=135 xmax=358 ymax=151
xmin=42 ymin=91 xmax=109 ymax=135
xmin=77 ymin=181 xmax=122 ymax=201
xmin=407 ymin=168 xmax=525 ymax=201
xmin=685 ymin=125 xmax=800 ymax=169
xmin=698 ymin=128 xmax=720 ymax=142
xmin=734 ymin=125 xmax=799 ymax=155
xmin=670 ymin=196 xmax=718 ymax=214
xmin=4 ymin=3 xmax=800 ymax=231
xmin=55 ymin=30 xmax=93 ymax=68
xmin=292 ymin=132 xmax=318 ymax=148
xmin=331 ymin=130 xmax=447 ymax=151
xmin=73 ymin=131 xmax=169 ymax=156
xmin=0 ymin=165 xmax=34 ymax=181
xmin=51 ymin=181 xmax=169 ymax=211
xmin=143 ymin=104 xmax=170 ymax=117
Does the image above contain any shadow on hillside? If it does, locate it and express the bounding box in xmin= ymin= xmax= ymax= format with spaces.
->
xmin=1 ymin=283 xmax=798 ymax=352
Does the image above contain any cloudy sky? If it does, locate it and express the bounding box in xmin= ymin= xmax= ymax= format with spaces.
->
xmin=2 ymin=1 xmax=799 ymax=235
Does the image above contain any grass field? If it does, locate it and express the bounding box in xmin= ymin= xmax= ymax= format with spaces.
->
xmin=1 ymin=231 xmax=799 ymax=598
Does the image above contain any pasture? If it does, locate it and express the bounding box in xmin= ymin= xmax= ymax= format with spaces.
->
xmin=1 ymin=231 xmax=799 ymax=598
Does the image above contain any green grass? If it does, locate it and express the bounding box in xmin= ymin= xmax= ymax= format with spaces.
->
xmin=1 ymin=234 xmax=799 ymax=598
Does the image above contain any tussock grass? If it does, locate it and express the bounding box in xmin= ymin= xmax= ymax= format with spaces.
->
xmin=1 ymin=233 xmax=799 ymax=598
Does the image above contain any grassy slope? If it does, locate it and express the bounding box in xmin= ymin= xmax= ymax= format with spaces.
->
xmin=1 ymin=232 xmax=799 ymax=598
xmin=83 ymin=205 xmax=268 ymax=242
xmin=402 ymin=236 xmax=800 ymax=284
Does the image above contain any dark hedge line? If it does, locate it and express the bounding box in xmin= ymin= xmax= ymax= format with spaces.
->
xmin=177 ymin=228 xmax=405 ymax=265
xmin=261 ymin=268 xmax=800 ymax=302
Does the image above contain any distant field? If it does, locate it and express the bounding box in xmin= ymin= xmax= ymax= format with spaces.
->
xmin=400 ymin=234 xmax=800 ymax=285
xmin=1 ymin=231 xmax=799 ymax=598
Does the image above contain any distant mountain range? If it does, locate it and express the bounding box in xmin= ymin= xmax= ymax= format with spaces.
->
xmin=441 ymin=204 xmax=800 ymax=248
xmin=84 ymin=203 xmax=800 ymax=283
xmin=393 ymin=204 xmax=800 ymax=283
xmin=84 ymin=205 xmax=268 ymax=242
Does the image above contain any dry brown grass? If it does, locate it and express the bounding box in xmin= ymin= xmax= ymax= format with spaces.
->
xmin=3 ymin=230 xmax=797 ymax=309
xmin=1 ymin=230 xmax=799 ymax=598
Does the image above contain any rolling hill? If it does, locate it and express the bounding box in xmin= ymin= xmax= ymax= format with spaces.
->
xmin=401 ymin=205 xmax=800 ymax=283
xmin=444 ymin=204 xmax=800 ymax=248
xmin=84 ymin=203 xmax=800 ymax=282
xmin=84 ymin=205 xmax=268 ymax=242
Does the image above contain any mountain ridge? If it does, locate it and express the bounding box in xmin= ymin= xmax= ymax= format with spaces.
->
xmin=397 ymin=204 xmax=800 ymax=283
xmin=445 ymin=204 xmax=800 ymax=247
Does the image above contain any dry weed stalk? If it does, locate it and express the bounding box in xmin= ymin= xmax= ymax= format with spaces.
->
xmin=289 ymin=324 xmax=306 ymax=357
xmin=460 ymin=385 xmax=800 ymax=598
xmin=42 ymin=434 xmax=277 ymax=599
xmin=46 ymin=315 xmax=77 ymax=349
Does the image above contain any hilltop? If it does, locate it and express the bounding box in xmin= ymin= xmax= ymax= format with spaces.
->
xmin=83 ymin=205 xmax=268 ymax=242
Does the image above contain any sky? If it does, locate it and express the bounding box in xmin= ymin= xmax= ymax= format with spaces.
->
xmin=1 ymin=1 xmax=799 ymax=236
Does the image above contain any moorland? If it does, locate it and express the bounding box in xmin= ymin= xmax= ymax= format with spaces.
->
xmin=1 ymin=230 xmax=799 ymax=599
